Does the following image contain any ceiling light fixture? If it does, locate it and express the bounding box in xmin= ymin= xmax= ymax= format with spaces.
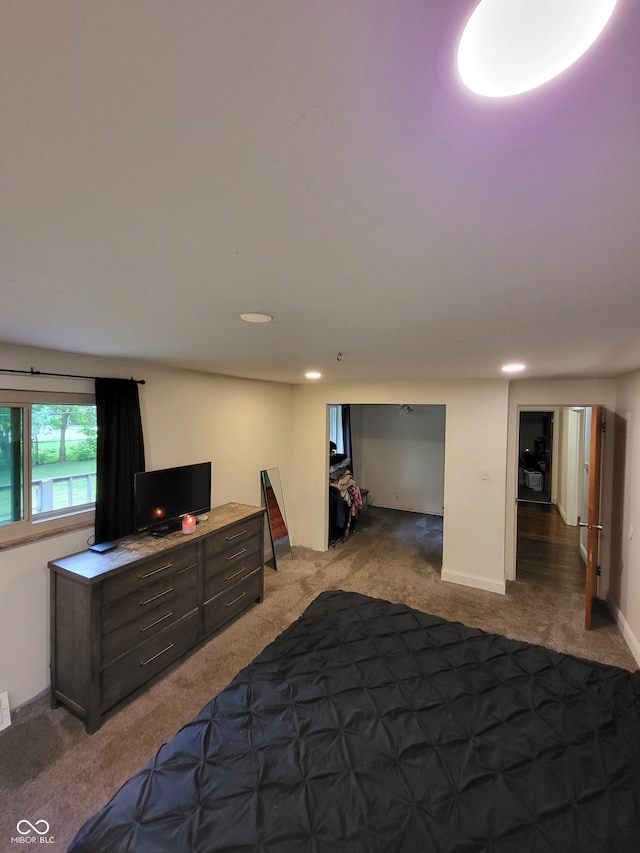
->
xmin=240 ymin=312 xmax=273 ymax=324
xmin=305 ymin=371 xmax=322 ymax=380
xmin=502 ymin=363 xmax=526 ymax=373
xmin=457 ymin=0 xmax=618 ymax=98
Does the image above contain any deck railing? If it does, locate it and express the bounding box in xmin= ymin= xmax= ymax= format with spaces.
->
xmin=0 ymin=473 xmax=96 ymax=523
xmin=32 ymin=473 xmax=97 ymax=514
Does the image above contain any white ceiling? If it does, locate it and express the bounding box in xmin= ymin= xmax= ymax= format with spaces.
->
xmin=2 ymin=1 xmax=640 ymax=385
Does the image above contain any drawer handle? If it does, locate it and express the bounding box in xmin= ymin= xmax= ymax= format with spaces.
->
xmin=140 ymin=587 xmax=173 ymax=606
xmin=226 ymin=591 xmax=246 ymax=608
xmin=226 ymin=528 xmax=247 ymax=541
xmin=140 ymin=611 xmax=174 ymax=632
xmin=226 ymin=546 xmax=247 ymax=561
xmin=140 ymin=563 xmax=173 ymax=579
xmin=140 ymin=643 xmax=174 ymax=666
xmin=225 ymin=566 xmax=247 ymax=582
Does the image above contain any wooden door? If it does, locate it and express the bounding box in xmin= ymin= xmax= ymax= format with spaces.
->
xmin=584 ymin=405 xmax=603 ymax=630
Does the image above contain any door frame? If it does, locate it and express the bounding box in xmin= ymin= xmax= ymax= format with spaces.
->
xmin=507 ymin=401 xmax=608 ymax=590
xmin=584 ymin=405 xmax=604 ymax=629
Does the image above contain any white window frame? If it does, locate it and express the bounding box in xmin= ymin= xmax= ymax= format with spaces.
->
xmin=0 ymin=390 xmax=96 ymax=547
xmin=329 ymin=404 xmax=344 ymax=454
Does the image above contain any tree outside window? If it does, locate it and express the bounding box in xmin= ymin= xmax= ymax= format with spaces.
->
xmin=0 ymin=406 xmax=24 ymax=524
xmin=0 ymin=400 xmax=97 ymax=527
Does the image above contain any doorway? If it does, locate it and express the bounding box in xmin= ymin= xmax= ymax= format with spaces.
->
xmin=516 ymin=406 xmax=591 ymax=591
xmin=328 ymin=403 xmax=446 ymax=551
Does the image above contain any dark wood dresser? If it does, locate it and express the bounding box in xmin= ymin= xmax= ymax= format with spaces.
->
xmin=49 ymin=502 xmax=264 ymax=732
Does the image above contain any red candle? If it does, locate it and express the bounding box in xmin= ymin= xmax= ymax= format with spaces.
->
xmin=182 ymin=514 xmax=196 ymax=534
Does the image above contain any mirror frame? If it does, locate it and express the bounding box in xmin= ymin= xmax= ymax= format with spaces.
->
xmin=260 ymin=467 xmax=292 ymax=569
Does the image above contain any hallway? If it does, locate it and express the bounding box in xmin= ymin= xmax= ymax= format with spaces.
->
xmin=516 ymin=502 xmax=584 ymax=593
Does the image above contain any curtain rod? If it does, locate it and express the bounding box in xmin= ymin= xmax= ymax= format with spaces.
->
xmin=0 ymin=367 xmax=145 ymax=384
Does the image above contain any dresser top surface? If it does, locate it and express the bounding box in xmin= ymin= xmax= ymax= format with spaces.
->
xmin=48 ymin=502 xmax=264 ymax=582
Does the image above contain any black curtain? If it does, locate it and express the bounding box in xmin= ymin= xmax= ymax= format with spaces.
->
xmin=341 ymin=404 xmax=352 ymax=463
xmin=95 ymin=378 xmax=145 ymax=544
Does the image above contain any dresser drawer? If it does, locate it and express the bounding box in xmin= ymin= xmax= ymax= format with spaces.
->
xmin=203 ymin=568 xmax=263 ymax=637
xmin=101 ymin=610 xmax=200 ymax=712
xmin=101 ymin=585 xmax=199 ymax=665
xmin=101 ymin=544 xmax=199 ymax=607
xmin=204 ymin=538 xmax=262 ymax=601
xmin=203 ymin=515 xmax=262 ymax=560
xmin=102 ymin=564 xmax=198 ymax=635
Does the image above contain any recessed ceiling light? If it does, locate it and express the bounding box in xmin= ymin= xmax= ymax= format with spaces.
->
xmin=240 ymin=312 xmax=273 ymax=324
xmin=457 ymin=0 xmax=618 ymax=98
xmin=502 ymin=363 xmax=526 ymax=373
xmin=305 ymin=371 xmax=322 ymax=380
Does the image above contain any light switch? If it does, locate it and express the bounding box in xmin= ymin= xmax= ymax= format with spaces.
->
xmin=481 ymin=470 xmax=490 ymax=481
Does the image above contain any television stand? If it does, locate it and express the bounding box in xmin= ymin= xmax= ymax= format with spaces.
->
xmin=150 ymin=519 xmax=182 ymax=537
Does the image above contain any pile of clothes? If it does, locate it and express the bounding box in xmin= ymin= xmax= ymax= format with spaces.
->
xmin=329 ymin=467 xmax=363 ymax=546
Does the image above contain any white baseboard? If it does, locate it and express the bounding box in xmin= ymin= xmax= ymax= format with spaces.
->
xmin=441 ymin=568 xmax=506 ymax=596
xmin=557 ymin=502 xmax=569 ymax=526
xmin=607 ymin=594 xmax=640 ymax=667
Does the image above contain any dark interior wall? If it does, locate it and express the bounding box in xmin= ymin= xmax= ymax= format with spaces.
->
xmin=519 ymin=411 xmax=552 ymax=465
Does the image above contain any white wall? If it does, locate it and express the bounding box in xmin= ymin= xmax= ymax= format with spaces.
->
xmin=353 ymin=404 xmax=445 ymax=515
xmin=290 ymin=380 xmax=510 ymax=595
xmin=610 ymin=372 xmax=640 ymax=663
xmin=1 ymin=527 xmax=91 ymax=711
xmin=0 ymin=343 xmax=294 ymax=709
xmin=556 ymin=407 xmax=582 ymax=527
xmin=139 ymin=365 xmax=294 ymax=505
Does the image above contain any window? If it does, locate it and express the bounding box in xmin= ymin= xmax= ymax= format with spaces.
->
xmin=0 ymin=406 xmax=24 ymax=524
xmin=0 ymin=391 xmax=96 ymax=542
xmin=329 ymin=405 xmax=344 ymax=454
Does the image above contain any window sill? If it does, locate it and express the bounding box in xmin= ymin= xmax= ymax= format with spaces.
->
xmin=0 ymin=518 xmax=94 ymax=552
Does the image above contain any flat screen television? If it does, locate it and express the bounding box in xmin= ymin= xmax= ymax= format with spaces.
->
xmin=134 ymin=461 xmax=212 ymax=536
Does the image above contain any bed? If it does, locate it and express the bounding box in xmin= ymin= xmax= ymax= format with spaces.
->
xmin=70 ymin=590 xmax=640 ymax=852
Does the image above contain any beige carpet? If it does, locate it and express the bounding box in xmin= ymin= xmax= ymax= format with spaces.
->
xmin=1 ymin=507 xmax=636 ymax=849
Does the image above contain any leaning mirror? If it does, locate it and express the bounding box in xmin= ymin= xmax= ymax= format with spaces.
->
xmin=260 ymin=468 xmax=292 ymax=569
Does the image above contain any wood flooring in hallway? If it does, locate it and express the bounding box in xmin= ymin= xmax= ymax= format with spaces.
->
xmin=516 ymin=502 xmax=585 ymax=593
